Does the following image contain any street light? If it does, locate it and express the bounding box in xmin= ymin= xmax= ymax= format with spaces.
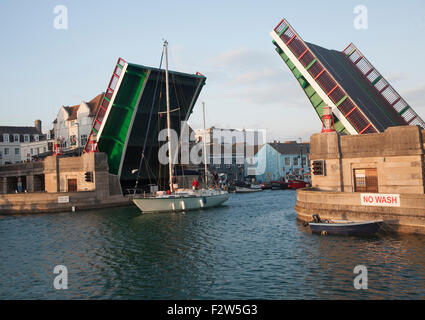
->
xmin=298 ymin=137 xmax=303 ymax=179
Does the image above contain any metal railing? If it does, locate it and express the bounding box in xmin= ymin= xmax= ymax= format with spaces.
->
xmin=342 ymin=43 xmax=425 ymax=129
xmin=273 ymin=19 xmax=378 ymax=134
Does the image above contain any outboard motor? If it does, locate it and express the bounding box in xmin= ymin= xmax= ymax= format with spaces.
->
xmin=312 ymin=214 xmax=322 ymax=223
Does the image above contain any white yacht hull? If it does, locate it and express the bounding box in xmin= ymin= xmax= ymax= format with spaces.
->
xmin=133 ymin=191 xmax=229 ymax=213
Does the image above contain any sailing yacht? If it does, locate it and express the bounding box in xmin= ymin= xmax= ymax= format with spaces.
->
xmin=132 ymin=40 xmax=229 ymax=213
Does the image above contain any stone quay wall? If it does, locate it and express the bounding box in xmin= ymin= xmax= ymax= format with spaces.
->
xmin=296 ymin=188 xmax=425 ymax=234
xmin=296 ymin=126 xmax=425 ymax=234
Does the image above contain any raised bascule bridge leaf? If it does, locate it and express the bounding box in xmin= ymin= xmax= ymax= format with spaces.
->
xmin=84 ymin=58 xmax=206 ymax=189
xmin=271 ymin=18 xmax=425 ymax=135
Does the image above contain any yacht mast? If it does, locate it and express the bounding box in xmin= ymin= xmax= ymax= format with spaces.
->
xmin=202 ymin=102 xmax=208 ymax=188
xmin=164 ymin=40 xmax=174 ymax=192
xmin=202 ymin=102 xmax=208 ymax=187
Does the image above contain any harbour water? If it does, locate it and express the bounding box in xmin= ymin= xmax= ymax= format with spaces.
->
xmin=1 ymin=190 xmax=424 ymax=299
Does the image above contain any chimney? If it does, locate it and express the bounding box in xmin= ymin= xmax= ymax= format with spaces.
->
xmin=35 ymin=120 xmax=42 ymax=133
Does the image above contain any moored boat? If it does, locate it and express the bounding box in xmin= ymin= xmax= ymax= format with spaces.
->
xmin=235 ymin=186 xmax=263 ymax=193
xmin=271 ymin=180 xmax=288 ymax=190
xmin=260 ymin=182 xmax=272 ymax=190
xmin=287 ymin=179 xmax=308 ymax=189
xmin=308 ymin=215 xmax=383 ymax=236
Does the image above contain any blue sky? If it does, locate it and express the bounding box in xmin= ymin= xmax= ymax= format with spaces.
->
xmin=1 ymin=0 xmax=424 ymax=142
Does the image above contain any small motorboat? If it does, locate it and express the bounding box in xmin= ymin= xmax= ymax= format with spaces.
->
xmin=271 ymin=180 xmax=288 ymax=190
xmin=235 ymin=186 xmax=263 ymax=193
xmin=233 ymin=181 xmax=263 ymax=193
xmin=308 ymin=214 xmax=383 ymax=236
xmin=260 ymin=182 xmax=272 ymax=190
xmin=287 ymin=179 xmax=308 ymax=189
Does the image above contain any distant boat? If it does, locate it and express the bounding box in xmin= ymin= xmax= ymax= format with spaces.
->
xmin=235 ymin=186 xmax=263 ymax=193
xmin=233 ymin=181 xmax=263 ymax=193
xmin=260 ymin=182 xmax=272 ymax=190
xmin=287 ymin=179 xmax=308 ymax=189
xmin=271 ymin=180 xmax=288 ymax=190
xmin=308 ymin=215 xmax=383 ymax=236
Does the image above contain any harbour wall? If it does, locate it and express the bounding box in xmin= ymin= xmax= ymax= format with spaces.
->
xmin=0 ymin=152 xmax=133 ymax=214
xmin=296 ymin=126 xmax=425 ymax=234
xmin=0 ymin=191 xmax=132 ymax=214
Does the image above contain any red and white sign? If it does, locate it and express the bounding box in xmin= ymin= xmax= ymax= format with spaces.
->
xmin=361 ymin=193 xmax=400 ymax=207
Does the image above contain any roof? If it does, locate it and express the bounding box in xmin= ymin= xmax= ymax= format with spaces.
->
xmin=268 ymin=142 xmax=310 ymax=155
xmin=64 ymin=105 xmax=79 ymax=120
xmin=0 ymin=126 xmax=44 ymax=143
xmin=87 ymin=93 xmax=104 ymax=117
xmin=0 ymin=126 xmax=42 ymax=135
xmin=58 ymin=93 xmax=105 ymax=121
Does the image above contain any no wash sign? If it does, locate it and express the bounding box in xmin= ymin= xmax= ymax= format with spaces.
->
xmin=361 ymin=193 xmax=400 ymax=207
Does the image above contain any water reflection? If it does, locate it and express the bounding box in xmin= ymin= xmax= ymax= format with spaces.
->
xmin=0 ymin=190 xmax=424 ymax=299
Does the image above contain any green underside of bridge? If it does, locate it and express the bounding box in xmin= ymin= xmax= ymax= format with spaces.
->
xmin=98 ymin=65 xmax=149 ymax=175
xmin=274 ymin=45 xmax=349 ymax=135
xmin=97 ymin=61 xmax=206 ymax=189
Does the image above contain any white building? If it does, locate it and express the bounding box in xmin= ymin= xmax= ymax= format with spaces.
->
xmin=53 ymin=93 xmax=104 ymax=150
xmin=0 ymin=121 xmax=51 ymax=165
xmin=194 ymin=127 xmax=264 ymax=146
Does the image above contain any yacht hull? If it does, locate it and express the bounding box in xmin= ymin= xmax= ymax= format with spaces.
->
xmin=133 ymin=192 xmax=229 ymax=213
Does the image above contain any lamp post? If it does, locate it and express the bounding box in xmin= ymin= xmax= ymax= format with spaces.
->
xmin=298 ymin=137 xmax=303 ymax=179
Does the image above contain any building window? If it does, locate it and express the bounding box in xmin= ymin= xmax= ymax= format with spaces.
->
xmin=14 ymin=134 xmax=19 ymax=142
xmin=285 ymin=157 xmax=290 ymax=166
xmin=24 ymin=134 xmax=29 ymax=142
xmin=4 ymin=148 xmax=9 ymax=155
xmin=43 ymin=147 xmax=46 ymax=153
xmin=70 ymin=135 xmax=77 ymax=146
xmin=81 ymin=134 xmax=88 ymax=147
xmin=34 ymin=135 xmax=39 ymax=142
xmin=302 ymin=156 xmax=307 ymax=166
xmin=15 ymin=148 xmax=20 ymax=155
xmin=293 ymin=157 xmax=299 ymax=166
xmin=3 ymin=134 xmax=9 ymax=143
xmin=30 ymin=148 xmax=33 ymax=155
xmin=354 ymin=168 xmax=378 ymax=193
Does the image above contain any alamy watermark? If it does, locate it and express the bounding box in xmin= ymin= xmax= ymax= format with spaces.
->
xmin=53 ymin=265 xmax=68 ymax=289
xmin=353 ymin=265 xmax=368 ymax=290
xmin=53 ymin=5 xmax=68 ymax=30
xmin=157 ymin=121 xmax=267 ymax=175
xmin=353 ymin=5 xmax=368 ymax=30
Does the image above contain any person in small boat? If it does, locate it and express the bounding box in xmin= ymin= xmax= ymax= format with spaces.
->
xmin=192 ymin=177 xmax=199 ymax=190
xmin=212 ymin=170 xmax=219 ymax=189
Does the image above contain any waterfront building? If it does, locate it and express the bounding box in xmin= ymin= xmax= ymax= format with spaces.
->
xmin=193 ymin=127 xmax=265 ymax=182
xmin=271 ymin=18 xmax=425 ymax=135
xmin=53 ymin=93 xmax=104 ymax=151
xmin=194 ymin=127 xmax=264 ymax=146
xmin=246 ymin=141 xmax=310 ymax=183
xmin=207 ymin=143 xmax=260 ymax=182
xmin=0 ymin=121 xmax=52 ymax=165
xmin=296 ymin=126 xmax=425 ymax=234
xmin=0 ymin=152 xmax=127 ymax=213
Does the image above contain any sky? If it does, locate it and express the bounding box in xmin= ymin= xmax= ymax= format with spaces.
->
xmin=0 ymin=0 xmax=424 ymax=142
